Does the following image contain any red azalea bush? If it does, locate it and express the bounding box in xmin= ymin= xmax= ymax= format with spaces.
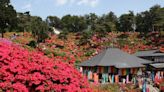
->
xmin=0 ymin=39 xmax=91 ymax=92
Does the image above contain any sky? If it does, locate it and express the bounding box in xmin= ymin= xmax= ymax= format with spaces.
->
xmin=11 ymin=0 xmax=164 ymax=19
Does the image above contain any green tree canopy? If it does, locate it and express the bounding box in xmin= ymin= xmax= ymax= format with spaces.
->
xmin=46 ymin=16 xmax=62 ymax=29
xmin=117 ymin=11 xmax=135 ymax=32
xmin=61 ymin=15 xmax=87 ymax=32
xmin=30 ymin=16 xmax=49 ymax=42
xmin=17 ymin=11 xmax=31 ymax=32
xmin=0 ymin=0 xmax=17 ymax=37
xmin=136 ymin=5 xmax=164 ymax=33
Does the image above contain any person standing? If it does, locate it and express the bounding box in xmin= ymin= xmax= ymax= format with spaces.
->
xmin=142 ymin=78 xmax=147 ymax=92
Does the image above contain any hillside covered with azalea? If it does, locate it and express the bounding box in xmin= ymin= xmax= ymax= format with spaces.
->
xmin=0 ymin=0 xmax=164 ymax=91
xmin=4 ymin=31 xmax=164 ymax=64
xmin=1 ymin=0 xmax=163 ymax=64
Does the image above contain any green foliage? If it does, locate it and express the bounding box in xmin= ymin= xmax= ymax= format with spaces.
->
xmin=17 ymin=12 xmax=31 ymax=32
xmin=160 ymin=82 xmax=164 ymax=86
xmin=86 ymin=12 xmax=118 ymax=37
xmin=102 ymin=42 xmax=112 ymax=47
xmin=117 ymin=11 xmax=135 ymax=32
xmin=117 ymin=34 xmax=129 ymax=39
xmin=30 ymin=16 xmax=49 ymax=42
xmin=52 ymin=50 xmax=66 ymax=57
xmin=46 ymin=16 xmax=62 ymax=29
xmin=58 ymin=30 xmax=68 ymax=40
xmin=43 ymin=49 xmax=52 ymax=55
xmin=22 ymin=45 xmax=35 ymax=52
xmin=78 ymin=31 xmax=93 ymax=45
xmin=58 ymin=52 xmax=66 ymax=57
xmin=117 ymin=39 xmax=130 ymax=47
xmin=1 ymin=2 xmax=164 ymax=44
xmin=93 ymin=24 xmax=109 ymax=37
xmin=61 ymin=15 xmax=87 ymax=32
xmin=85 ymin=50 xmax=95 ymax=56
xmin=136 ymin=5 xmax=164 ymax=33
xmin=84 ymin=13 xmax=98 ymax=30
xmin=75 ymin=60 xmax=81 ymax=64
xmin=98 ymin=84 xmax=120 ymax=92
xmin=0 ymin=0 xmax=17 ymax=37
xmin=27 ymin=40 xmax=37 ymax=48
xmin=100 ymin=12 xmax=118 ymax=32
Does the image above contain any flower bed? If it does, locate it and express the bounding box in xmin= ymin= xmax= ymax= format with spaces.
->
xmin=0 ymin=39 xmax=91 ymax=92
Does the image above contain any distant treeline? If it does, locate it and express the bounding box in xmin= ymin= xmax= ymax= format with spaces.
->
xmin=0 ymin=0 xmax=164 ymax=42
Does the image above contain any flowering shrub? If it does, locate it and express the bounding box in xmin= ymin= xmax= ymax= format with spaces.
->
xmin=5 ymin=32 xmax=161 ymax=65
xmin=0 ymin=40 xmax=90 ymax=92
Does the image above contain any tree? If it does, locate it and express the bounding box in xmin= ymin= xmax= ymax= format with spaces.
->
xmin=136 ymin=5 xmax=164 ymax=33
xmin=84 ymin=13 xmax=98 ymax=30
xmin=30 ymin=16 xmax=49 ymax=42
xmin=46 ymin=16 xmax=62 ymax=29
xmin=78 ymin=31 xmax=93 ymax=45
xmin=136 ymin=12 xmax=150 ymax=33
xmin=150 ymin=5 xmax=164 ymax=32
xmin=61 ymin=15 xmax=87 ymax=32
xmin=105 ymin=12 xmax=118 ymax=31
xmin=0 ymin=0 xmax=17 ymax=37
xmin=99 ymin=12 xmax=118 ymax=32
xmin=117 ymin=11 xmax=135 ymax=32
xmin=17 ymin=11 xmax=31 ymax=32
xmin=90 ymin=12 xmax=118 ymax=37
xmin=94 ymin=23 xmax=108 ymax=37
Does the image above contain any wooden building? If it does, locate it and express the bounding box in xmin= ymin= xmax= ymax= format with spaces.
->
xmin=134 ymin=49 xmax=164 ymax=63
xmin=134 ymin=49 xmax=164 ymax=70
xmin=78 ymin=48 xmax=152 ymax=83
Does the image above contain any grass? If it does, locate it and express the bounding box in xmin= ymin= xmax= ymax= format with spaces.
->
xmin=91 ymin=83 xmax=121 ymax=92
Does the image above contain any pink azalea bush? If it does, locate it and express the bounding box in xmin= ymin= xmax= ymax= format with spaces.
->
xmin=0 ymin=39 xmax=91 ymax=92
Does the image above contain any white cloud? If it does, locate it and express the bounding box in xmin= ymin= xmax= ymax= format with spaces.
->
xmin=21 ymin=3 xmax=32 ymax=11
xmin=90 ymin=0 xmax=99 ymax=7
xmin=70 ymin=0 xmax=75 ymax=4
xmin=77 ymin=0 xmax=99 ymax=7
xmin=56 ymin=0 xmax=68 ymax=5
xmin=55 ymin=0 xmax=99 ymax=7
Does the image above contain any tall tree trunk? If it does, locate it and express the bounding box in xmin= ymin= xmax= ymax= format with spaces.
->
xmin=2 ymin=32 xmax=4 ymax=38
xmin=1 ymin=29 xmax=4 ymax=38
